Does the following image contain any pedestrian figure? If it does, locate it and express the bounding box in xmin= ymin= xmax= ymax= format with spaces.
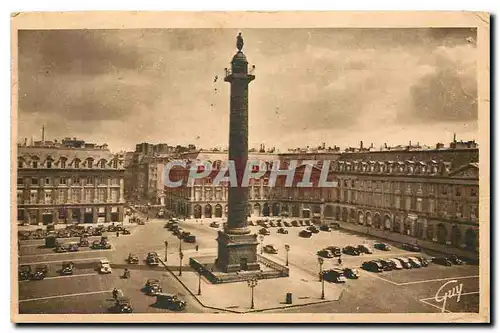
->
xmin=112 ymin=288 xmax=119 ymax=300
xmin=195 ymin=244 xmax=199 ymax=252
xmin=116 ymin=231 xmax=119 ymax=238
xmin=147 ymin=216 xmax=149 ymax=222
xmin=338 ymin=257 xmax=342 ymax=265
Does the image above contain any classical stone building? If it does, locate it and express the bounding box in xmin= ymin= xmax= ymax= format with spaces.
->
xmin=17 ymin=139 xmax=125 ymax=225
xmin=329 ymin=159 xmax=479 ymax=253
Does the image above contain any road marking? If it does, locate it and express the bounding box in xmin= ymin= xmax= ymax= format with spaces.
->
xmin=398 ymin=275 xmax=479 ymax=286
xmin=358 ymin=270 xmax=399 ymax=285
xmin=419 ymin=298 xmax=452 ymax=313
xmin=19 ymin=249 xmax=113 ymax=258
xmin=19 ymin=273 xmax=98 ymax=283
xmin=420 ymin=291 xmax=480 ymax=302
xmin=19 ymin=289 xmax=112 ymax=303
xmin=19 ymin=257 xmax=107 ymax=265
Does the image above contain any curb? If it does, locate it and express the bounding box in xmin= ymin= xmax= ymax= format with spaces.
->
xmin=158 ymin=258 xmax=341 ymax=314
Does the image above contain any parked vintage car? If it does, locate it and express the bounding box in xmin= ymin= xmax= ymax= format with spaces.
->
xmin=388 ymin=258 xmax=404 ymax=269
xmin=121 ymin=229 xmax=131 ymax=235
xmin=319 ymin=225 xmax=331 ymax=232
xmin=32 ymin=265 xmax=49 ymax=280
xmin=374 ymin=243 xmax=391 ymax=251
xmin=432 ymin=257 xmax=453 ymax=266
xmin=408 ymin=257 xmax=423 ymax=268
xmin=291 ymin=220 xmax=300 ymax=227
xmin=99 ymin=259 xmax=112 ymax=274
xmin=154 ymin=293 xmax=186 ymax=311
xmin=283 ymin=221 xmax=292 ymax=227
xmin=448 ymin=255 xmax=466 ymax=265
xmin=19 ymin=265 xmax=32 ymax=281
xmin=128 ymin=253 xmax=139 ymax=264
xmin=209 ymin=221 xmax=220 ymax=228
xmin=92 ymin=239 xmax=112 ymax=250
xmin=361 ymin=261 xmax=384 ymax=273
xmin=417 ymin=256 xmax=430 ymax=267
xmin=330 ymin=222 xmax=341 ymax=230
xmin=144 ymin=279 xmax=163 ymax=296
xmin=109 ymin=297 xmax=133 ymax=313
xmin=325 ymin=246 xmax=342 ymax=257
xmin=183 ymin=235 xmax=196 ymax=243
xmin=55 ymin=244 xmax=68 ymax=253
xmin=147 ymin=254 xmax=160 ymax=266
xmin=342 ymin=246 xmax=360 ymax=256
xmin=307 ymin=226 xmax=320 ymax=234
xmin=343 ymin=268 xmax=359 ymax=279
xmin=60 ymin=261 xmax=74 ymax=275
xmin=259 ymin=228 xmax=271 ymax=236
xmin=395 ymin=257 xmax=412 ymax=269
xmin=263 ymin=245 xmax=278 ymax=254
xmin=317 ymin=249 xmax=334 ymax=258
xmin=298 ymin=229 xmax=312 ymax=238
xmin=379 ymin=259 xmax=397 ymax=271
xmin=321 ymin=269 xmax=347 ymax=283
xmin=277 ymin=227 xmax=288 ymax=234
xmin=401 ymin=243 xmax=422 ymax=252
xmin=67 ymin=242 xmax=79 ymax=252
xmin=79 ymin=236 xmax=90 ymax=247
xmin=356 ymin=244 xmax=373 ymax=254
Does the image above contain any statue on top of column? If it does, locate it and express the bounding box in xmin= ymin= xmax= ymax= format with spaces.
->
xmin=237 ymin=32 xmax=244 ymax=52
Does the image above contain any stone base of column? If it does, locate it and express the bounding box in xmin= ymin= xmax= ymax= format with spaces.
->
xmin=215 ymin=231 xmax=260 ymax=273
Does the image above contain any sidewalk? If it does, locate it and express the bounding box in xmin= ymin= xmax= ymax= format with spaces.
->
xmin=160 ymin=249 xmax=344 ymax=313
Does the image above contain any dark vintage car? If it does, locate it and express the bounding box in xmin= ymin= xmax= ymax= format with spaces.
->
xmin=408 ymin=257 xmax=423 ymax=268
xmin=263 ymin=245 xmax=278 ymax=254
xmin=144 ymin=279 xmax=163 ymax=296
xmin=110 ymin=297 xmax=133 ymax=313
xmin=342 ymin=246 xmax=360 ymax=256
xmin=183 ymin=235 xmax=196 ymax=243
xmin=343 ymin=268 xmax=359 ymax=279
xmin=209 ymin=221 xmax=220 ymax=228
xmin=417 ymin=256 xmax=430 ymax=267
xmin=147 ymin=254 xmax=160 ymax=266
xmin=19 ymin=265 xmax=32 ymax=281
xmin=32 ymin=265 xmax=49 ymax=280
xmin=319 ymin=225 xmax=331 ymax=232
xmin=180 ymin=231 xmax=191 ymax=239
xmin=283 ymin=221 xmax=292 ymax=227
xmin=291 ymin=220 xmax=300 ymax=227
xmin=361 ymin=261 xmax=384 ymax=273
xmin=433 ymin=257 xmax=453 ymax=266
xmin=298 ymin=229 xmax=312 ymax=238
xmin=60 ymin=261 xmax=74 ymax=275
xmin=330 ymin=223 xmax=341 ymax=230
xmin=155 ymin=293 xmax=186 ymax=311
xmin=401 ymin=243 xmax=422 ymax=252
xmin=356 ymin=244 xmax=373 ymax=254
xmin=378 ymin=259 xmax=396 ymax=271
xmin=121 ymin=229 xmax=131 ymax=235
xmin=317 ymin=249 xmax=334 ymax=258
xmin=259 ymin=228 xmax=271 ymax=236
xmin=137 ymin=219 xmax=145 ymax=225
xmin=277 ymin=227 xmax=288 ymax=234
xmin=269 ymin=221 xmax=277 ymax=228
xmin=92 ymin=240 xmax=112 ymax=250
xmin=448 ymin=255 xmax=466 ymax=265
xmin=325 ymin=246 xmax=342 ymax=257
xmin=395 ymin=257 xmax=413 ymax=269
xmin=321 ymin=269 xmax=347 ymax=283
xmin=79 ymin=236 xmax=90 ymax=247
xmin=55 ymin=244 xmax=68 ymax=253
xmin=307 ymin=226 xmax=320 ymax=234
xmin=128 ymin=253 xmax=139 ymax=264
xmin=374 ymin=242 xmax=391 ymax=251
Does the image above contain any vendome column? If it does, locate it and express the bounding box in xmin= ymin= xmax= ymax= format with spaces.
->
xmin=215 ymin=33 xmax=260 ymax=273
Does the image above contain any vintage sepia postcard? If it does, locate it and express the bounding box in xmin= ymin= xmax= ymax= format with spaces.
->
xmin=11 ymin=11 xmax=490 ymax=323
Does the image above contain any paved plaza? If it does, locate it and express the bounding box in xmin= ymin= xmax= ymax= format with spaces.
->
xmin=17 ymin=213 xmax=480 ymax=314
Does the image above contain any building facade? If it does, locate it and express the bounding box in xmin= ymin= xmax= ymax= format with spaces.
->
xmin=17 ymin=141 xmax=125 ymax=225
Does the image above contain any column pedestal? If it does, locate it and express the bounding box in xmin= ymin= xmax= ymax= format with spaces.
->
xmin=215 ymin=231 xmax=260 ymax=273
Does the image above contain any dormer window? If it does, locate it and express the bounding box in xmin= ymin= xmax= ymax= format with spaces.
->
xmin=18 ymin=159 xmax=23 ymax=169
xmin=32 ymin=161 xmax=38 ymax=168
xmin=47 ymin=160 xmax=52 ymax=168
xmin=100 ymin=160 xmax=106 ymax=168
xmin=60 ymin=159 xmax=66 ymax=169
xmin=87 ymin=159 xmax=93 ymax=169
xmin=74 ymin=159 xmax=80 ymax=168
xmin=113 ymin=159 xmax=118 ymax=169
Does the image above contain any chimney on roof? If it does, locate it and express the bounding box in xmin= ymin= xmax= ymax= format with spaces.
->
xmin=370 ymin=143 xmax=374 ymax=149
xmin=409 ymin=140 xmax=412 ymax=146
xmin=453 ymin=133 xmax=457 ymax=143
xmin=360 ymin=141 xmax=363 ymax=149
xmin=41 ymin=125 xmax=45 ymax=142
xmin=384 ymin=142 xmax=387 ymax=149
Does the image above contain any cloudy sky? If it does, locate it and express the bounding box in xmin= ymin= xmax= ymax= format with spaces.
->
xmin=17 ymin=28 xmax=478 ymax=152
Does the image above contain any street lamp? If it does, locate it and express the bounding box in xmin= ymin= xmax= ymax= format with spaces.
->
xmin=284 ymin=244 xmax=290 ymax=266
xmin=247 ymin=278 xmax=258 ymax=309
xmin=178 ymin=234 xmax=183 ymax=253
xmin=259 ymin=235 xmax=265 ymax=254
xmin=317 ymin=257 xmax=325 ymax=300
xmin=197 ymin=267 xmax=203 ymax=295
xmin=179 ymin=251 xmax=184 ymax=276
xmin=164 ymin=241 xmax=168 ymax=262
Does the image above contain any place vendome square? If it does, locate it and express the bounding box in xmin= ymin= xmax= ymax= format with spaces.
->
xmin=10 ymin=11 xmax=490 ymax=324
